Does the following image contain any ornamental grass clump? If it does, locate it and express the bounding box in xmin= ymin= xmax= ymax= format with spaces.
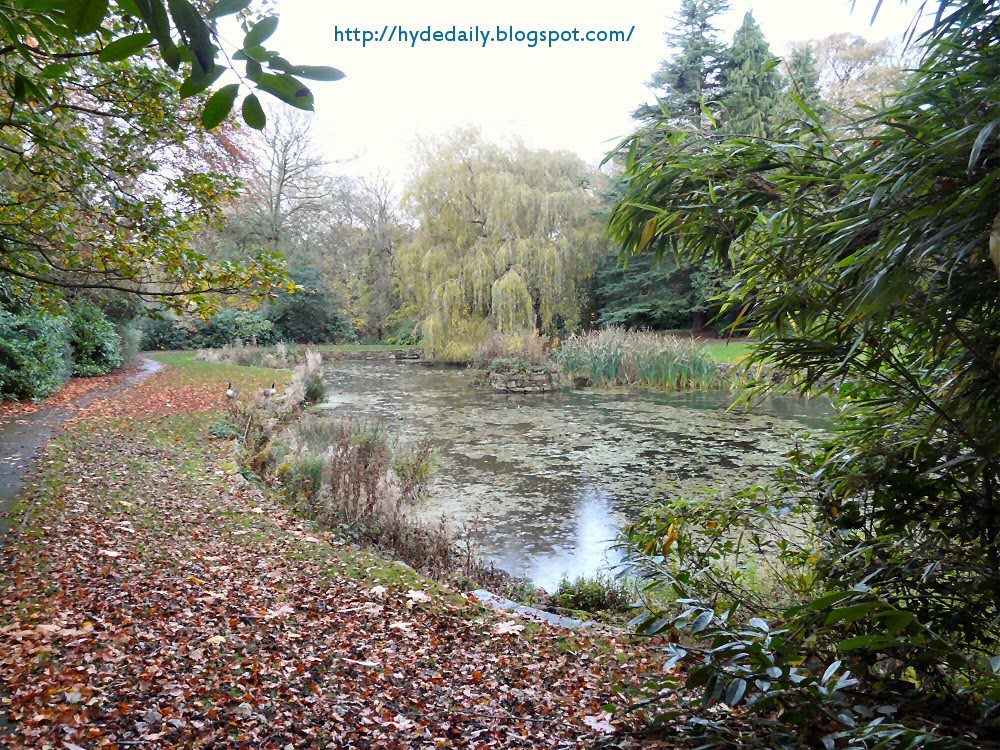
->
xmin=555 ymin=327 xmax=723 ymax=389
xmin=195 ymin=341 xmax=300 ymax=369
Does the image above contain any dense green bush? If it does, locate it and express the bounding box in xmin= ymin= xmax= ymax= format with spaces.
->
xmin=142 ymin=298 xmax=358 ymax=351
xmin=0 ymin=310 xmax=71 ymax=401
xmin=608 ymin=0 xmax=1000 ymax=744
xmin=68 ymin=304 xmax=122 ymax=377
xmin=549 ymin=573 xmax=633 ymax=614
xmin=269 ymin=264 xmax=355 ymax=344
xmin=141 ymin=308 xmax=279 ymax=350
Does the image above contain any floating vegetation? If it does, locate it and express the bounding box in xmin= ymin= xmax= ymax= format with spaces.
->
xmin=554 ymin=327 xmax=730 ymax=390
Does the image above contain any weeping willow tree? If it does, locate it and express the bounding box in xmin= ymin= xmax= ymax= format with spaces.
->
xmin=397 ymin=130 xmax=605 ymax=361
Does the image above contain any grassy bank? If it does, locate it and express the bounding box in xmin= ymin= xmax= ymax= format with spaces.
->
xmin=0 ymin=355 xmax=658 ymax=748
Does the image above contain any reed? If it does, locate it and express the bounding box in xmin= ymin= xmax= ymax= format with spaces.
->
xmin=554 ymin=327 xmax=727 ymax=390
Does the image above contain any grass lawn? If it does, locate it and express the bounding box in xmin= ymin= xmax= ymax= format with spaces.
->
xmin=0 ymin=354 xmax=659 ymax=748
xmin=149 ymin=350 xmax=294 ymax=378
xmin=698 ymin=339 xmax=753 ymax=363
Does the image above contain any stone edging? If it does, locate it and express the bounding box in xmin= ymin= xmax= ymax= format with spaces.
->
xmin=471 ymin=589 xmax=626 ymax=632
xmin=324 ymin=348 xmax=422 ymax=361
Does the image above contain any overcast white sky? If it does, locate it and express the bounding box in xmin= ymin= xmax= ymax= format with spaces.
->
xmin=255 ymin=0 xmax=926 ymax=188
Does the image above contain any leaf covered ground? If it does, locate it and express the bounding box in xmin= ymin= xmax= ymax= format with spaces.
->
xmin=0 ymin=357 xmax=668 ymax=748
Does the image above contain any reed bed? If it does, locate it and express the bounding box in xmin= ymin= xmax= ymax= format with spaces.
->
xmin=554 ymin=327 xmax=728 ymax=390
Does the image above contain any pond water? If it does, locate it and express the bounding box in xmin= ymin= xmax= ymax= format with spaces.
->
xmin=319 ymin=361 xmax=829 ymax=590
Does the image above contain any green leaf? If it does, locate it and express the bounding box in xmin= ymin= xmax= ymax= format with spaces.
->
xmin=12 ymin=73 xmax=27 ymax=103
xmin=876 ymin=609 xmax=915 ymax=635
xmin=69 ymin=0 xmax=110 ymax=34
xmin=244 ymin=16 xmax=279 ymax=47
xmin=40 ymin=63 xmax=71 ymax=79
xmin=244 ymin=59 xmax=263 ymax=82
xmin=133 ymin=0 xmax=179 ymax=69
xmin=117 ymin=0 xmax=142 ymax=16
xmin=179 ymin=64 xmax=225 ymax=98
xmin=241 ymin=93 xmax=266 ymax=130
xmin=825 ymin=601 xmax=882 ymax=626
xmin=838 ymin=635 xmax=902 ymax=651
xmin=289 ymin=65 xmax=345 ymax=82
xmin=690 ymin=610 xmax=713 ymax=633
xmin=207 ymin=0 xmax=251 ymax=19
xmin=725 ymin=678 xmax=747 ymax=706
xmin=202 ymin=83 xmax=239 ymax=129
xmin=168 ymin=0 xmax=215 ymax=74
xmin=98 ymin=32 xmax=154 ymax=62
xmin=237 ymin=45 xmax=272 ymax=63
xmin=254 ymin=72 xmax=313 ymax=111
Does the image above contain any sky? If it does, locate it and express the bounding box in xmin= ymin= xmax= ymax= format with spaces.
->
xmin=251 ymin=0 xmax=926 ymax=189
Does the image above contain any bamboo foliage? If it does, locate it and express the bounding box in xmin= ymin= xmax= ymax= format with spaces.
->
xmin=398 ymin=129 xmax=605 ymax=361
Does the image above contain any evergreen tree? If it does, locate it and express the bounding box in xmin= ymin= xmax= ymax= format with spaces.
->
xmin=634 ymin=0 xmax=730 ymax=128
xmin=720 ymin=12 xmax=781 ymax=136
xmin=595 ymin=252 xmax=697 ymax=330
xmin=772 ymin=44 xmax=824 ymax=130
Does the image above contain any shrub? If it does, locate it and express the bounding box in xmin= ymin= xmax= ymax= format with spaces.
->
xmin=269 ymin=268 xmax=355 ymax=344
xmin=68 ymin=304 xmax=123 ymax=376
xmin=473 ymin=329 xmax=553 ymax=374
xmin=297 ymin=350 xmax=327 ymax=404
xmin=0 ymin=310 xmax=70 ymax=401
xmin=549 ymin=573 xmax=633 ymax=614
xmin=267 ymin=417 xmax=451 ymax=576
xmin=141 ymin=309 xmax=278 ymax=350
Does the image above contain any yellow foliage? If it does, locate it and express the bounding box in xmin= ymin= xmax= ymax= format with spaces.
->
xmin=398 ymin=128 xmax=605 ymax=360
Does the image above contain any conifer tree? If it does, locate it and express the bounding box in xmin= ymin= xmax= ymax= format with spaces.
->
xmin=720 ymin=12 xmax=781 ymax=137
xmin=634 ymin=0 xmax=730 ymax=128
xmin=772 ymin=44 xmax=824 ymax=129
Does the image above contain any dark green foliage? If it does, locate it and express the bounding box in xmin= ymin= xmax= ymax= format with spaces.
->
xmin=0 ymin=310 xmax=70 ymax=401
xmin=68 ymin=304 xmax=123 ymax=377
xmin=773 ymin=44 xmax=824 ymax=130
xmin=719 ymin=12 xmax=781 ymax=136
xmin=142 ymin=267 xmax=354 ymax=350
xmin=141 ymin=309 xmax=279 ymax=350
xmin=635 ymin=0 xmax=730 ymax=127
xmin=607 ymin=0 xmax=1000 ymax=743
xmin=302 ymin=370 xmax=327 ymax=405
xmin=269 ymin=264 xmax=355 ymax=344
xmin=550 ymin=574 xmax=632 ymax=614
xmin=384 ymin=317 xmax=420 ymax=346
xmin=595 ymin=251 xmax=722 ymax=330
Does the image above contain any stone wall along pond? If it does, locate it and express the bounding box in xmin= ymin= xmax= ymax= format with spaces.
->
xmin=325 ymin=348 xmax=422 ymax=361
xmin=486 ymin=370 xmax=560 ymax=394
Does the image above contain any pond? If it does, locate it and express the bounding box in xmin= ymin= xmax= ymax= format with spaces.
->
xmin=319 ymin=361 xmax=829 ymax=591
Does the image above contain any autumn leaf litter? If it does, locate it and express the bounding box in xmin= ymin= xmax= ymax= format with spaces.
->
xmin=0 ymin=365 xmax=669 ymax=748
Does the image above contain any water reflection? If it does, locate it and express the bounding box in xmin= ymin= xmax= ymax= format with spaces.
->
xmin=320 ymin=361 xmax=828 ymax=587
